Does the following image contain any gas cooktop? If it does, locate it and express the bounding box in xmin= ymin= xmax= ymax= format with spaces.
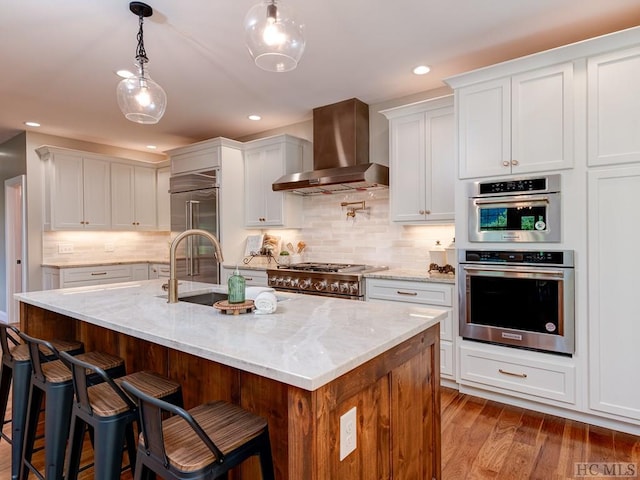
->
xmin=275 ymin=262 xmax=368 ymax=273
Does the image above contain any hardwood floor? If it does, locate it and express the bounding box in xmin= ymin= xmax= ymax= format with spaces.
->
xmin=1 ymin=386 xmax=639 ymax=479
xmin=441 ymin=387 xmax=640 ymax=479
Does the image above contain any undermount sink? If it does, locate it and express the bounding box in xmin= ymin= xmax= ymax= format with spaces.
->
xmin=178 ymin=292 xmax=228 ymax=305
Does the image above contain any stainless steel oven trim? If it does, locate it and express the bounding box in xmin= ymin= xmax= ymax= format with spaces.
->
xmin=459 ymin=257 xmax=575 ymax=355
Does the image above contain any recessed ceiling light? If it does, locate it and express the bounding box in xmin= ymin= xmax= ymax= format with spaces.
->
xmin=413 ymin=65 xmax=431 ymax=75
xmin=116 ymin=69 xmax=135 ymax=79
xmin=24 ymin=121 xmax=41 ymax=127
xmin=248 ymin=114 xmax=262 ymax=121
xmin=146 ymin=145 xmax=157 ymax=150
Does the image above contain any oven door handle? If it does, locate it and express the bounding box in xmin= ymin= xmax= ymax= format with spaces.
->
xmin=472 ymin=195 xmax=550 ymax=206
xmin=462 ymin=265 xmax=566 ymax=278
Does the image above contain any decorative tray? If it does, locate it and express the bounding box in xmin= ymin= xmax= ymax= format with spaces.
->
xmin=213 ymin=299 xmax=255 ymax=315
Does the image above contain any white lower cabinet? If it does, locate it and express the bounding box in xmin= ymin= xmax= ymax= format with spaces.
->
xmin=42 ymin=263 xmax=150 ymax=289
xmin=221 ymin=267 xmax=268 ymax=287
xmin=149 ymin=263 xmax=170 ymax=279
xmin=459 ymin=341 xmax=576 ymax=405
xmin=365 ymin=278 xmax=455 ymax=379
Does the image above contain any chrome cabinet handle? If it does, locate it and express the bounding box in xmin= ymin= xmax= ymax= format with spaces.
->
xmin=499 ymin=368 xmax=527 ymax=378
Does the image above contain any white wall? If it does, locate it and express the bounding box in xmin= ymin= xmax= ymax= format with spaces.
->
xmin=0 ymin=132 xmax=27 ymax=314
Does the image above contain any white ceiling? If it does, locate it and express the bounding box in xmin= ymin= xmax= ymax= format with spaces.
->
xmin=1 ymin=0 xmax=639 ymax=156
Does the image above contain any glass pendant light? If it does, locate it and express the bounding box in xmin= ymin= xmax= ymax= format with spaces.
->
xmin=244 ymin=0 xmax=305 ymax=72
xmin=116 ymin=2 xmax=167 ymax=124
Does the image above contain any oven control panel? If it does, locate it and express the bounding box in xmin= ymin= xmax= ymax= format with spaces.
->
xmin=462 ymin=250 xmax=574 ymax=267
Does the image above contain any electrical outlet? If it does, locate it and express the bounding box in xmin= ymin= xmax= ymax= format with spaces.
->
xmin=58 ymin=243 xmax=74 ymax=254
xmin=104 ymin=243 xmax=115 ymax=252
xmin=339 ymin=406 xmax=357 ymax=461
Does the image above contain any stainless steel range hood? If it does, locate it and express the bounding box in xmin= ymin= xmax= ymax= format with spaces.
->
xmin=272 ymin=98 xmax=389 ymax=195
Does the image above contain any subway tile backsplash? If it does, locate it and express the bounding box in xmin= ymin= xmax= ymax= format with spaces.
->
xmin=42 ymin=190 xmax=455 ymax=270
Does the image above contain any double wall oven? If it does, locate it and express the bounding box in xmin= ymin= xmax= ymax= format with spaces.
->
xmin=462 ymin=174 xmax=575 ymax=356
xmin=267 ymin=263 xmax=387 ymax=300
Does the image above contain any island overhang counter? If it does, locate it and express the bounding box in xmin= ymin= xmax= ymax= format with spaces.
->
xmin=17 ymin=279 xmax=445 ymax=479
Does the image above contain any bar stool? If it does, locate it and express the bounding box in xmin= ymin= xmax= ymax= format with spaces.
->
xmin=59 ymin=350 xmax=183 ymax=480
xmin=121 ymin=380 xmax=275 ymax=480
xmin=0 ymin=324 xmax=84 ymax=480
xmin=18 ymin=331 xmax=126 ymax=480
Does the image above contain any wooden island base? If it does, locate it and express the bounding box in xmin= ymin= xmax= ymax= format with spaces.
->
xmin=21 ymin=302 xmax=441 ymax=480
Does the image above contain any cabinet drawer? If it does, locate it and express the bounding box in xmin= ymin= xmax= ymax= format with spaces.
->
xmin=366 ymin=279 xmax=452 ymax=307
xmin=459 ymin=343 xmax=575 ymax=404
xmin=440 ymin=341 xmax=454 ymax=377
xmin=222 ymin=268 xmax=268 ymax=287
xmin=61 ymin=265 xmax=133 ymax=286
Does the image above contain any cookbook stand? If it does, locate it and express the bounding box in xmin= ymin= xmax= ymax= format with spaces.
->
xmin=242 ymin=251 xmax=280 ymax=265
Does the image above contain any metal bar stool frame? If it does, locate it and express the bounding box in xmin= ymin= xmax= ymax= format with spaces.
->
xmin=0 ymin=325 xmax=83 ymax=480
xmin=121 ymin=380 xmax=275 ymax=480
xmin=18 ymin=331 xmax=125 ymax=480
xmin=58 ymin=350 xmax=183 ymax=480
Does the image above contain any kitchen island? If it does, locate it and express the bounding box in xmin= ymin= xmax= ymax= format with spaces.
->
xmin=17 ymin=279 xmax=445 ymax=479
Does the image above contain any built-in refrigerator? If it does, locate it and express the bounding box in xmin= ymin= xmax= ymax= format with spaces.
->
xmin=169 ymin=169 xmax=220 ymax=284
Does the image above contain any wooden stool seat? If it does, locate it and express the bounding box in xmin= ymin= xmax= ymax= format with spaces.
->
xmin=87 ymin=371 xmax=181 ymax=417
xmin=10 ymin=338 xmax=84 ymax=362
xmin=40 ymin=351 xmax=125 ymax=383
xmin=161 ymin=401 xmax=268 ymax=472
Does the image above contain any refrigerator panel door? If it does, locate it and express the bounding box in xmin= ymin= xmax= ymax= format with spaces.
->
xmin=170 ymin=188 xmax=220 ymax=285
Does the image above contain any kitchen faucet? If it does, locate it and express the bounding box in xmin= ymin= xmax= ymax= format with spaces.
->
xmin=167 ymin=229 xmax=224 ymax=303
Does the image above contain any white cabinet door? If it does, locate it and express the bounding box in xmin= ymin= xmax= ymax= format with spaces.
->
xmin=82 ymin=158 xmax=112 ymax=230
xmin=134 ymin=166 xmax=158 ymax=230
xmin=457 ymin=77 xmax=511 ymax=179
xmin=384 ymin=97 xmax=455 ymax=223
xmin=457 ymin=63 xmax=574 ymax=178
xmin=51 ymin=154 xmax=110 ymax=230
xmin=588 ymin=46 xmax=640 ymax=167
xmin=511 ymin=63 xmax=574 ymax=174
xmin=244 ymin=135 xmax=305 ymax=228
xmin=587 ymin=166 xmax=640 ymax=421
xmin=156 ymin=167 xmax=171 ymax=231
xmin=111 ymin=164 xmax=157 ymax=230
xmin=51 ymin=153 xmax=86 ymax=230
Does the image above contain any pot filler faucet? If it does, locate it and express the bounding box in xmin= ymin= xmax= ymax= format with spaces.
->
xmin=167 ymin=229 xmax=224 ymax=303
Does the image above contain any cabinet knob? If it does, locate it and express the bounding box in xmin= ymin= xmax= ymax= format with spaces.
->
xmin=419 ymin=210 xmax=425 ymax=215
xmin=511 ymin=159 xmax=519 ymax=166
xmin=502 ymin=161 xmax=510 ymax=167
xmin=80 ymin=221 xmax=85 ymax=225
xmin=425 ymin=210 xmax=431 ymax=215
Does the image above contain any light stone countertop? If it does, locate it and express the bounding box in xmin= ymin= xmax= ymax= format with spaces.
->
xmin=42 ymin=259 xmax=169 ymax=268
xmin=15 ymin=279 xmax=446 ymax=391
xmin=364 ymin=268 xmax=456 ymax=284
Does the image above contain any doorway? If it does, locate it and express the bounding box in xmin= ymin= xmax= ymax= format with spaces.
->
xmin=4 ymin=175 xmax=27 ymax=324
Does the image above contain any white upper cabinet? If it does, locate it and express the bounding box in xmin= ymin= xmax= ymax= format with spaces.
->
xmin=243 ymin=134 xmax=308 ymax=228
xmin=456 ymin=62 xmax=575 ymax=179
xmin=111 ymin=163 xmax=158 ymax=230
xmin=382 ymin=96 xmax=455 ymax=223
xmin=588 ymin=46 xmax=640 ymax=167
xmin=38 ymin=147 xmax=111 ymax=230
xmin=156 ymin=166 xmax=171 ymax=231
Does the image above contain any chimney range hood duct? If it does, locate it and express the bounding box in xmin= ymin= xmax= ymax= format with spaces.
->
xmin=272 ymin=98 xmax=389 ymax=195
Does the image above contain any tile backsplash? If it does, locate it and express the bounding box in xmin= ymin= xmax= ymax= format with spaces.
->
xmin=290 ymin=189 xmax=455 ymax=270
xmin=43 ymin=231 xmax=171 ymax=264
xmin=42 ymin=189 xmax=455 ymax=271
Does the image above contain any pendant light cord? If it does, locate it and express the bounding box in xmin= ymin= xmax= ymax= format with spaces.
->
xmin=135 ymin=14 xmax=148 ymax=75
